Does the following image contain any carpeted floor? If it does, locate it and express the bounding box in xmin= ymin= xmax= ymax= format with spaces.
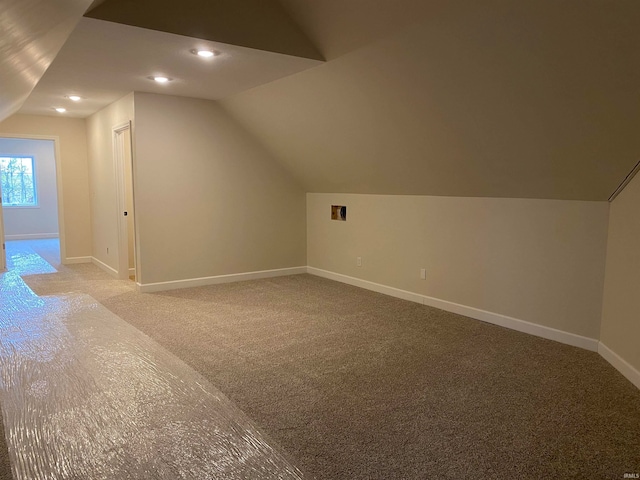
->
xmin=3 ymin=239 xmax=640 ymax=478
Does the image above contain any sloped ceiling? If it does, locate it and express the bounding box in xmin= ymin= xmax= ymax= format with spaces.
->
xmin=19 ymin=18 xmax=322 ymax=118
xmin=15 ymin=0 xmax=323 ymax=118
xmin=85 ymin=0 xmax=323 ymax=60
xmin=278 ymin=0 xmax=440 ymax=60
xmin=4 ymin=0 xmax=639 ymax=200
xmin=220 ymin=0 xmax=640 ymax=200
xmin=0 ymin=0 xmax=93 ymax=121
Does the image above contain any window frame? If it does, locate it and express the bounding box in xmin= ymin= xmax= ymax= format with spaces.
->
xmin=0 ymin=155 xmax=39 ymax=209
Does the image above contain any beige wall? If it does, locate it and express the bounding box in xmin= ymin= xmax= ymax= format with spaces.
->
xmin=601 ymin=173 xmax=640 ymax=374
xmin=308 ymin=193 xmax=609 ymax=339
xmin=133 ymin=92 xmax=306 ymax=285
xmin=86 ymin=93 xmax=134 ymax=272
xmin=0 ymin=114 xmax=91 ymax=260
xmin=0 ymin=138 xmax=59 ymax=238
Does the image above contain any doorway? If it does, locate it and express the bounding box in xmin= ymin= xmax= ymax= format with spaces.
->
xmin=113 ymin=123 xmax=137 ymax=282
xmin=0 ymin=204 xmax=5 ymax=271
xmin=0 ymin=136 xmax=64 ymax=271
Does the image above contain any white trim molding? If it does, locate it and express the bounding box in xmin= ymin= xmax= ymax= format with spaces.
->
xmin=598 ymin=343 xmax=640 ymax=390
xmin=64 ymin=256 xmax=91 ymax=264
xmin=420 ymin=293 xmax=599 ymax=352
xmin=138 ymin=266 xmax=307 ymax=293
xmin=307 ymin=267 xmax=599 ymax=352
xmin=0 ymin=133 xmax=68 ymax=268
xmin=91 ymin=256 xmax=119 ymax=278
xmin=5 ymin=233 xmax=59 ymax=240
xmin=308 ymin=267 xmax=424 ymax=304
xmin=112 ymin=121 xmax=136 ymax=281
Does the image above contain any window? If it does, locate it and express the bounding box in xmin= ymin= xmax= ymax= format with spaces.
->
xmin=0 ymin=156 xmax=37 ymax=207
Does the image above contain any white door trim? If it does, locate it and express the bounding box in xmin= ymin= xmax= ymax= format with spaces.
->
xmin=112 ymin=122 xmax=136 ymax=280
xmin=0 ymin=194 xmax=5 ymax=271
xmin=0 ymin=133 xmax=66 ymax=265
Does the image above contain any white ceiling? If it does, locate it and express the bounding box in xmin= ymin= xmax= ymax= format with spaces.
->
xmin=18 ymin=17 xmax=323 ymax=118
xmin=0 ymin=0 xmax=93 ymax=120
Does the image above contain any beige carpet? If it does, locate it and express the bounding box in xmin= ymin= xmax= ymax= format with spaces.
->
xmin=4 ymin=240 xmax=640 ymax=478
xmin=0 ymin=287 xmax=304 ymax=479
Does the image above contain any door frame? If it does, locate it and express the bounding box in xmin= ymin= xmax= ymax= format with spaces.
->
xmin=0 ymin=194 xmax=5 ymax=270
xmin=0 ymin=133 xmax=66 ymax=266
xmin=112 ymin=121 xmax=137 ymax=281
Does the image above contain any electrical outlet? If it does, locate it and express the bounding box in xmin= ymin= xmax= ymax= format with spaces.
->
xmin=420 ymin=268 xmax=426 ymax=280
xmin=357 ymin=256 xmax=362 ymax=267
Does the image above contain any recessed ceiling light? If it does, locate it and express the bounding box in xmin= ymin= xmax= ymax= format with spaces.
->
xmin=54 ymin=107 xmax=66 ymax=113
xmin=67 ymin=95 xmax=82 ymax=102
xmin=149 ymin=76 xmax=171 ymax=83
xmin=191 ymin=49 xmax=217 ymax=58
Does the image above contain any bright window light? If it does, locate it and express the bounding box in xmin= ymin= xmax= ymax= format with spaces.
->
xmin=0 ymin=157 xmax=38 ymax=207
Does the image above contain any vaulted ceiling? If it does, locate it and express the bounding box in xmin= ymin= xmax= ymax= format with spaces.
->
xmin=0 ymin=0 xmax=93 ymax=120
xmin=16 ymin=0 xmax=324 ymax=118
xmin=2 ymin=0 xmax=639 ymax=201
xmin=221 ymin=0 xmax=640 ymax=200
xmin=18 ymin=17 xmax=322 ymax=118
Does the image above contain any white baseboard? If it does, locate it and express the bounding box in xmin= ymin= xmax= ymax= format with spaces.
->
xmin=5 ymin=233 xmax=59 ymax=240
xmin=64 ymin=256 xmax=91 ymax=264
xmin=138 ymin=266 xmax=307 ymax=293
xmin=308 ymin=267 xmax=424 ymax=304
xmin=307 ymin=267 xmax=599 ymax=352
xmin=598 ymin=342 xmax=640 ymax=390
xmin=91 ymin=256 xmax=118 ymax=278
xmin=420 ymin=293 xmax=599 ymax=352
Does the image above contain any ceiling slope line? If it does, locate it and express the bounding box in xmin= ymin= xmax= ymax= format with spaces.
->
xmin=609 ymin=158 xmax=640 ymax=202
